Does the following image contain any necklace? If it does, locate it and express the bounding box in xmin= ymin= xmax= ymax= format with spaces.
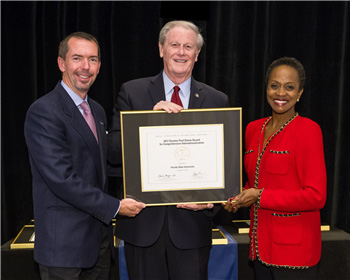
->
xmin=255 ymin=113 xmax=299 ymax=188
xmin=250 ymin=112 xmax=299 ymax=261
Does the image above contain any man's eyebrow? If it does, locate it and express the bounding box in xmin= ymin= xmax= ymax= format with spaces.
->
xmin=71 ymin=54 xmax=98 ymax=59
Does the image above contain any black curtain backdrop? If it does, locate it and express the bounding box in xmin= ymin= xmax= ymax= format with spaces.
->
xmin=1 ymin=1 xmax=349 ymax=244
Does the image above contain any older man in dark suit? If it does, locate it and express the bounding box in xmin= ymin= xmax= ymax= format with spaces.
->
xmin=108 ymin=21 xmax=229 ymax=279
xmin=24 ymin=32 xmax=145 ymax=280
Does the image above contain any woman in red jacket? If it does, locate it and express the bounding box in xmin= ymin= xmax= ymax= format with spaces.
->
xmin=225 ymin=57 xmax=327 ymax=280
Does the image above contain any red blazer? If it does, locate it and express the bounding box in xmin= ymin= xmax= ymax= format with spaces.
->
xmin=244 ymin=115 xmax=327 ymax=268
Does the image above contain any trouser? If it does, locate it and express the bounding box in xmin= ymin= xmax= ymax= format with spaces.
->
xmin=39 ymin=226 xmax=111 ymax=280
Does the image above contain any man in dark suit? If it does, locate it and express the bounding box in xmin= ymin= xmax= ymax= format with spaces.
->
xmin=24 ymin=32 xmax=145 ymax=280
xmin=108 ymin=21 xmax=229 ymax=279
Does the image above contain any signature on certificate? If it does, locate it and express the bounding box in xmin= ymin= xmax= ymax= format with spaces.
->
xmin=192 ymin=170 xmax=205 ymax=178
xmin=157 ymin=174 xmax=176 ymax=182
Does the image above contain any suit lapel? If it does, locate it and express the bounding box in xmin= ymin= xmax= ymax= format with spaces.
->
xmin=56 ymin=84 xmax=104 ymax=187
xmin=189 ymin=78 xmax=205 ymax=109
xmin=148 ymin=73 xmax=166 ymax=106
xmin=89 ymin=101 xmax=107 ymax=189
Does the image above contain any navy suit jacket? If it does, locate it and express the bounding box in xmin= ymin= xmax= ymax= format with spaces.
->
xmin=108 ymin=72 xmax=229 ymax=249
xmin=24 ymin=82 xmax=120 ymax=268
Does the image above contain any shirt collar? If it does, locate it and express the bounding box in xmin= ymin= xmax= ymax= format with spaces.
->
xmin=162 ymin=71 xmax=191 ymax=98
xmin=61 ymin=80 xmax=88 ymax=106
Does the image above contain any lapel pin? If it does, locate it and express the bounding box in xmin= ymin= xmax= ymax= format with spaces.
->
xmin=195 ymin=93 xmax=199 ymax=98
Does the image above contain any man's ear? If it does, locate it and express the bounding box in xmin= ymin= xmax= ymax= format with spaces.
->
xmin=57 ymin=56 xmax=65 ymax=73
xmin=195 ymin=49 xmax=201 ymax=62
xmin=158 ymin=42 xmax=163 ymax=58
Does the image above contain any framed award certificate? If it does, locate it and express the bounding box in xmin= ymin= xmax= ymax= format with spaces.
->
xmin=120 ymin=108 xmax=242 ymax=206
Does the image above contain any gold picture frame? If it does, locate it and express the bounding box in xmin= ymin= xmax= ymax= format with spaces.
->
xmin=121 ymin=108 xmax=242 ymax=206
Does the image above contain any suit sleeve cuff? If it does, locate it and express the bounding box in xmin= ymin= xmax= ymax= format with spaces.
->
xmin=114 ymin=202 xmax=121 ymax=217
xmin=257 ymin=188 xmax=264 ymax=209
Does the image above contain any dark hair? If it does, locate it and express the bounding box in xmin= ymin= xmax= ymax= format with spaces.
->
xmin=58 ymin=32 xmax=101 ymax=61
xmin=265 ymin=57 xmax=305 ymax=91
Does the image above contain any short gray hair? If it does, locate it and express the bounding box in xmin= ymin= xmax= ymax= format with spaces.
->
xmin=159 ymin=20 xmax=204 ymax=50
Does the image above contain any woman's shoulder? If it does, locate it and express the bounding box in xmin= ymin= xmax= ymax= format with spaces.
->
xmin=244 ymin=117 xmax=270 ymax=137
xmin=247 ymin=117 xmax=270 ymax=129
xmin=294 ymin=116 xmax=323 ymax=139
xmin=296 ymin=115 xmax=322 ymax=130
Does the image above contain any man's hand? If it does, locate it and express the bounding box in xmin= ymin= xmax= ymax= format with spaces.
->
xmin=153 ymin=100 xmax=183 ymax=113
xmin=177 ymin=203 xmax=214 ymax=211
xmin=118 ymin=198 xmax=146 ymax=217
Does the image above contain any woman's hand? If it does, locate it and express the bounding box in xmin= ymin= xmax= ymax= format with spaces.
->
xmin=223 ymin=188 xmax=261 ymax=212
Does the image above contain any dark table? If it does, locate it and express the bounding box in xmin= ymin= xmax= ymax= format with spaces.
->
xmin=2 ymin=226 xmax=349 ymax=280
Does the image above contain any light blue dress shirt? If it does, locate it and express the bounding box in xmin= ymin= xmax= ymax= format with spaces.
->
xmin=61 ymin=80 xmax=90 ymax=114
xmin=162 ymin=71 xmax=191 ymax=109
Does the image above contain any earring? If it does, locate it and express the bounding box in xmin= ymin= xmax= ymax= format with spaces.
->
xmin=297 ymin=98 xmax=300 ymax=102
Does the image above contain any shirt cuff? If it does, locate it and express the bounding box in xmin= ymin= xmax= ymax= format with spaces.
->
xmin=114 ymin=202 xmax=121 ymax=217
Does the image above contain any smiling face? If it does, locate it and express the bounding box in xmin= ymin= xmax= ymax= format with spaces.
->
xmin=57 ymin=37 xmax=101 ymax=99
xmin=159 ymin=26 xmax=200 ymax=84
xmin=267 ymin=65 xmax=303 ymax=118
